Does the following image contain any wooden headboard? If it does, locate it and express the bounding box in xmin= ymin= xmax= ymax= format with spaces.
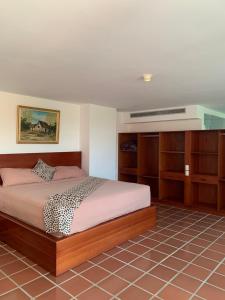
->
xmin=0 ymin=152 xmax=82 ymax=169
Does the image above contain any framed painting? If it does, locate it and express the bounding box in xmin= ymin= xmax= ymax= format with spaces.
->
xmin=17 ymin=106 xmax=60 ymax=144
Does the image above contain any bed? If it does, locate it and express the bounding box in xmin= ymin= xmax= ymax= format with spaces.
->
xmin=0 ymin=152 xmax=156 ymax=276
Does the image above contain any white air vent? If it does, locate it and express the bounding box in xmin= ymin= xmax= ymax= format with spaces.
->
xmin=120 ymin=106 xmax=200 ymax=124
xmin=130 ymin=108 xmax=186 ymax=118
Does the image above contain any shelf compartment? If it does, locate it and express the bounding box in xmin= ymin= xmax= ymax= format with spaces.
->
xmin=160 ymin=171 xmax=185 ymax=181
xmin=219 ymin=134 xmax=225 ymax=178
xmin=191 ymin=154 xmax=218 ymax=176
xmin=119 ymin=152 xmax=137 ymax=169
xmin=119 ymin=168 xmax=137 ymax=176
xmin=160 ymin=179 xmax=184 ymax=203
xmin=218 ymin=182 xmax=225 ymax=210
xmin=138 ymin=133 xmax=159 ymax=178
xmin=191 ymin=131 xmax=219 ymax=154
xmin=160 ymin=132 xmax=185 ymax=152
xmin=192 ymin=182 xmax=218 ymax=210
xmin=119 ymin=174 xmax=137 ymax=183
xmin=138 ymin=176 xmax=159 ymax=199
xmin=160 ymin=152 xmax=185 ymax=173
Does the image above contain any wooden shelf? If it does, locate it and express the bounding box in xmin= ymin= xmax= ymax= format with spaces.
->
xmin=119 ymin=168 xmax=137 ymax=176
xmin=160 ymin=171 xmax=185 ymax=181
xmin=140 ymin=134 xmax=159 ymax=138
xmin=139 ymin=175 xmax=159 ymax=179
xmin=191 ymin=152 xmax=218 ymax=156
xmin=191 ymin=175 xmax=218 ymax=184
xmin=161 ymin=151 xmax=185 ymax=154
xmin=120 ymin=149 xmax=137 ymax=153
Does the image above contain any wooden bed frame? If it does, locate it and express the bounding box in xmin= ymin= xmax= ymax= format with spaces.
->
xmin=0 ymin=152 xmax=157 ymax=276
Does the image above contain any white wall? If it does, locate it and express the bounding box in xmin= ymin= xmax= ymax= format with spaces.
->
xmin=0 ymin=91 xmax=80 ymax=153
xmin=80 ymin=104 xmax=117 ymax=180
xmin=80 ymin=104 xmax=90 ymax=172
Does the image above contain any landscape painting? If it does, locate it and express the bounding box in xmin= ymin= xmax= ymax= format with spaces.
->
xmin=17 ymin=106 xmax=60 ymax=144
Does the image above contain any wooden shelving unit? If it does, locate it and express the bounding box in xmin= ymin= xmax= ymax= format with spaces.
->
xmin=118 ymin=130 xmax=225 ymax=216
xmin=159 ymin=132 xmax=185 ymax=203
xmin=118 ymin=133 xmax=138 ymax=183
xmin=190 ymin=131 xmax=219 ymax=210
xmin=137 ymin=133 xmax=159 ymax=199
xmin=218 ymin=131 xmax=225 ymax=212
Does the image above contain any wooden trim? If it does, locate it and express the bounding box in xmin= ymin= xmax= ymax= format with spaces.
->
xmin=0 ymin=206 xmax=156 ymax=276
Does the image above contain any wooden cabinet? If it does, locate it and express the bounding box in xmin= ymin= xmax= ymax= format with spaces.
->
xmin=118 ymin=130 xmax=225 ymax=215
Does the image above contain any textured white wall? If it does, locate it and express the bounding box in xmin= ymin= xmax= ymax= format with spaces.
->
xmin=80 ymin=104 xmax=117 ymax=180
xmin=0 ymin=91 xmax=80 ymax=153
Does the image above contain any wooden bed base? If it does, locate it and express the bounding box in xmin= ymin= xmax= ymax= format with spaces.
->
xmin=0 ymin=206 xmax=156 ymax=276
xmin=0 ymin=151 xmax=157 ymax=276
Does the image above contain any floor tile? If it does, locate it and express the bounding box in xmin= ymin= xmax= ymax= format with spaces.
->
xmin=130 ymin=257 xmax=156 ymax=271
xmin=215 ymin=264 xmax=225 ymax=276
xmin=46 ymin=270 xmax=75 ymax=284
xmin=182 ymin=264 xmax=211 ymax=281
xmin=98 ymin=257 xmax=124 ymax=272
xmin=149 ymin=265 xmax=177 ymax=281
xmin=207 ymin=272 xmax=225 ymax=290
xmin=118 ymin=285 xmax=151 ymax=300
xmin=135 ymin=274 xmax=166 ymax=294
xmin=81 ymin=266 xmax=110 ymax=283
xmin=0 ymin=278 xmax=17 ymax=295
xmin=114 ymin=250 xmax=138 ymax=263
xmin=0 ymin=254 xmax=17 ymax=267
xmin=162 ymin=256 xmax=187 ymax=271
xmin=98 ymin=275 xmax=128 ymax=294
xmin=127 ymin=244 xmax=149 ymax=255
xmin=171 ymin=273 xmax=202 ymax=293
xmin=1 ymin=260 xmax=28 ymax=275
xmin=36 ymin=287 xmax=71 ymax=300
xmin=10 ymin=267 xmax=40 ymax=286
xmin=77 ymin=286 xmax=111 ymax=300
xmin=192 ymin=256 xmax=218 ymax=270
xmin=0 ymin=289 xmax=30 ymax=300
xmin=159 ymin=284 xmax=192 ymax=300
xmin=72 ymin=261 xmax=93 ymax=273
xmin=115 ymin=265 xmax=143 ymax=282
xmin=22 ymin=277 xmax=54 ymax=297
xmin=197 ymin=283 xmax=225 ymax=300
xmin=60 ymin=275 xmax=91 ymax=296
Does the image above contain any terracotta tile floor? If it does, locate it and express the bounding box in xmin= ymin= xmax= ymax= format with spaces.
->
xmin=0 ymin=204 xmax=225 ymax=299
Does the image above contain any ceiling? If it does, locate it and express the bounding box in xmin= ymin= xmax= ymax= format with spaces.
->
xmin=0 ymin=0 xmax=225 ymax=111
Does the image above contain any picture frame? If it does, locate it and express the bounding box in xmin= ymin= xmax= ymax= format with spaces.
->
xmin=17 ymin=105 xmax=60 ymax=144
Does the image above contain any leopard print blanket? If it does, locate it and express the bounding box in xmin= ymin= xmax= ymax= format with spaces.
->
xmin=43 ymin=177 xmax=106 ymax=235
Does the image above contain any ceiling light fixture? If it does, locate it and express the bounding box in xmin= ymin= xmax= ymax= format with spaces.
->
xmin=143 ymin=74 xmax=153 ymax=82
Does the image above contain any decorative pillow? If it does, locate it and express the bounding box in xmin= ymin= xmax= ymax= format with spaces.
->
xmin=53 ymin=166 xmax=86 ymax=181
xmin=0 ymin=168 xmax=44 ymax=187
xmin=32 ymin=159 xmax=56 ymax=181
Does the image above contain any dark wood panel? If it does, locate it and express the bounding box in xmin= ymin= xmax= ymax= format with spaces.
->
xmin=0 ymin=152 xmax=81 ymax=169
